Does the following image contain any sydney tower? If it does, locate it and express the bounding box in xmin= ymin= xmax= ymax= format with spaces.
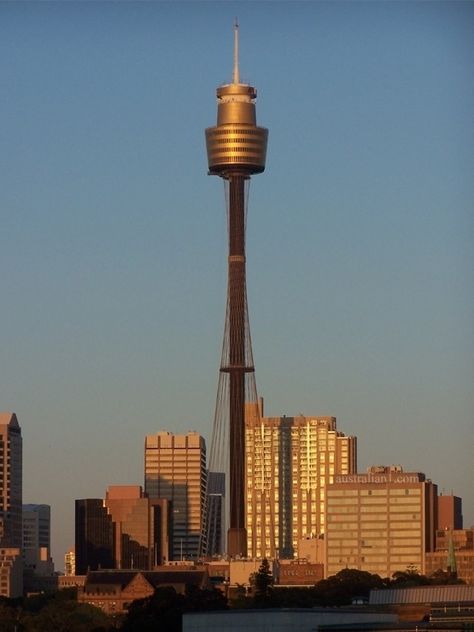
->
xmin=205 ymin=23 xmax=268 ymax=558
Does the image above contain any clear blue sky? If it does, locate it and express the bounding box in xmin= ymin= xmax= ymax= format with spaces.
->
xmin=1 ymin=2 xmax=473 ymax=568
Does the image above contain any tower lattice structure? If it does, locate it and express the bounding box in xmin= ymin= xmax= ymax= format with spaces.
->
xmin=204 ymin=24 xmax=268 ymax=558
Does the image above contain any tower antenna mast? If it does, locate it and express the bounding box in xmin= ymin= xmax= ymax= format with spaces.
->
xmin=233 ymin=19 xmax=240 ymax=84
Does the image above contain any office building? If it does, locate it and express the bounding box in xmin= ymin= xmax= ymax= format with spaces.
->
xmin=75 ymin=499 xmax=114 ymax=574
xmin=76 ymin=489 xmax=170 ymax=573
xmin=325 ymin=465 xmax=437 ymax=578
xmin=22 ymin=503 xmax=54 ymax=575
xmin=438 ymin=494 xmax=463 ymax=530
xmin=104 ymin=485 xmax=170 ymax=568
xmin=145 ymin=431 xmax=206 ymax=560
xmin=0 ymin=412 xmax=23 ymax=597
xmin=245 ymin=407 xmax=357 ymax=559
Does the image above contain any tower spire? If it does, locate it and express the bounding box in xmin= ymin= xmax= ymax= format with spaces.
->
xmin=233 ymin=19 xmax=240 ymax=84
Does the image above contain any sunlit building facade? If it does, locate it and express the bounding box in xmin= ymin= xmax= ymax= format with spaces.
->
xmin=325 ymin=465 xmax=437 ymax=578
xmin=245 ymin=407 xmax=356 ymax=559
xmin=144 ymin=431 xmax=207 ymax=560
xmin=64 ymin=548 xmax=76 ymax=576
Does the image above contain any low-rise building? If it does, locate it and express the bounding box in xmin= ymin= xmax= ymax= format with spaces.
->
xmin=77 ymin=568 xmax=209 ymax=614
xmin=183 ymin=609 xmax=398 ymax=632
xmin=0 ymin=547 xmax=22 ymax=598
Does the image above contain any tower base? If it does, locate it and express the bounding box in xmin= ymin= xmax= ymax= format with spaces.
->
xmin=227 ymin=527 xmax=247 ymax=559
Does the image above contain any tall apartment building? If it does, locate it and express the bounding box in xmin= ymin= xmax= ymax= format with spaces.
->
xmin=325 ymin=465 xmax=437 ymax=579
xmin=144 ymin=431 xmax=207 ymax=560
xmin=0 ymin=412 xmax=23 ymax=598
xmin=22 ymin=504 xmax=54 ymax=575
xmin=245 ymin=406 xmax=357 ymax=559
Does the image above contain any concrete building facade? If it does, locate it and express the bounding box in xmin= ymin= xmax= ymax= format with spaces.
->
xmin=325 ymin=465 xmax=437 ymax=579
xmin=144 ymin=431 xmax=207 ymax=560
xmin=245 ymin=407 xmax=356 ymax=559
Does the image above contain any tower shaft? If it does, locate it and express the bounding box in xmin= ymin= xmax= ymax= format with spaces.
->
xmin=226 ymin=175 xmax=247 ymax=556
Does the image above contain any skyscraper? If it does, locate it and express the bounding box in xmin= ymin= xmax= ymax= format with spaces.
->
xmin=245 ymin=406 xmax=357 ymax=559
xmin=0 ymin=412 xmax=22 ymax=547
xmin=144 ymin=431 xmax=206 ymax=560
xmin=0 ymin=412 xmax=23 ymax=597
xmin=205 ymin=22 xmax=268 ymax=558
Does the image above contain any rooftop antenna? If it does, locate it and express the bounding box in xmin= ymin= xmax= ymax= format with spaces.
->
xmin=233 ymin=19 xmax=240 ymax=84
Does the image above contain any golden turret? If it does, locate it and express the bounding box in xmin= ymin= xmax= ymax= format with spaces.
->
xmin=205 ymin=23 xmax=268 ymax=176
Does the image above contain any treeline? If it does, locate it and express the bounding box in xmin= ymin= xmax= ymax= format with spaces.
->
xmin=0 ymin=566 xmax=463 ymax=632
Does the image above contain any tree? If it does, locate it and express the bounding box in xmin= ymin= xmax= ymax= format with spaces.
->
xmin=390 ymin=566 xmax=430 ymax=588
xmin=250 ymin=558 xmax=274 ymax=605
xmin=121 ymin=584 xmax=228 ymax=632
xmin=313 ymin=569 xmax=387 ymax=606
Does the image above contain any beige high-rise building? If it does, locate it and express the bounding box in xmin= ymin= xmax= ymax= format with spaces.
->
xmin=245 ymin=404 xmax=357 ymax=559
xmin=325 ymin=465 xmax=437 ymax=579
xmin=144 ymin=431 xmax=206 ymax=560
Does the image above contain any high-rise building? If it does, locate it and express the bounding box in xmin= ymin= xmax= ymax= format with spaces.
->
xmin=438 ymin=494 xmax=463 ymax=530
xmin=0 ymin=412 xmax=22 ymax=548
xmin=144 ymin=431 xmax=206 ymax=560
xmin=205 ymin=22 xmax=268 ymax=558
xmin=22 ymin=504 xmax=54 ymax=575
xmin=245 ymin=405 xmax=357 ymax=559
xmin=75 ymin=489 xmax=170 ymax=573
xmin=104 ymin=485 xmax=170 ymax=568
xmin=0 ymin=412 xmax=23 ymax=598
xmin=325 ymin=465 xmax=437 ymax=578
xmin=75 ymin=499 xmax=114 ymax=575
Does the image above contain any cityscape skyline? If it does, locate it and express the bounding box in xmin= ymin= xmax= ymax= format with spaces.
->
xmin=1 ymin=2 xmax=473 ymax=568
